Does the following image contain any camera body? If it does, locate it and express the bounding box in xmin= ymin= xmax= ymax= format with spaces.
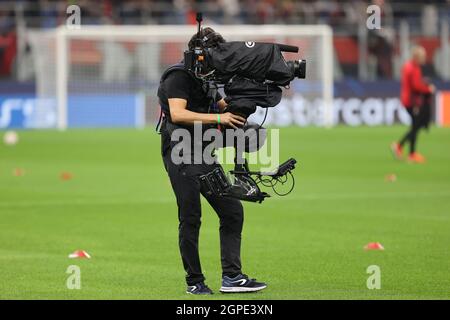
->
xmin=183 ymin=13 xmax=306 ymax=86
xmin=183 ymin=14 xmax=307 ymax=120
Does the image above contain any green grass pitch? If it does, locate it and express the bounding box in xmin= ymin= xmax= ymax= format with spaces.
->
xmin=1 ymin=126 xmax=450 ymax=300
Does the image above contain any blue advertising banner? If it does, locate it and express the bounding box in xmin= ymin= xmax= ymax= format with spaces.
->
xmin=0 ymin=94 xmax=143 ymax=129
xmin=0 ymin=95 xmax=56 ymax=129
xmin=68 ymin=94 xmax=144 ymax=128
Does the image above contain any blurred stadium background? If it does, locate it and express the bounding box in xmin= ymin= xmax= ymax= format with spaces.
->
xmin=0 ymin=0 xmax=449 ymax=129
xmin=1 ymin=1 xmax=450 ymax=300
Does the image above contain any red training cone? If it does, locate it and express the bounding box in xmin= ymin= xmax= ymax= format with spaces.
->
xmin=385 ymin=174 xmax=397 ymax=182
xmin=68 ymin=250 xmax=91 ymax=259
xmin=364 ymin=242 xmax=384 ymax=251
xmin=60 ymin=172 xmax=73 ymax=181
xmin=13 ymin=168 xmax=25 ymax=177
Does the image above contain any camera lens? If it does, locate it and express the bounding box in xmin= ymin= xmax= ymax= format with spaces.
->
xmin=287 ymin=59 xmax=306 ymax=79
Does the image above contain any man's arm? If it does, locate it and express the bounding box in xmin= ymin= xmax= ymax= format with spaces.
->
xmin=411 ymin=67 xmax=434 ymax=94
xmin=169 ymin=98 xmax=245 ymax=129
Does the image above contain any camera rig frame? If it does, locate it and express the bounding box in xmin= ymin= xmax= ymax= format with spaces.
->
xmin=200 ymin=158 xmax=297 ymax=203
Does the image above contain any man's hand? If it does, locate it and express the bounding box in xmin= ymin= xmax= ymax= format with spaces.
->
xmin=220 ymin=112 xmax=246 ymax=129
xmin=429 ymin=84 xmax=436 ymax=94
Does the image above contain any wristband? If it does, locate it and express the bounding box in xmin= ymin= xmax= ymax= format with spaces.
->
xmin=217 ymin=114 xmax=221 ymax=124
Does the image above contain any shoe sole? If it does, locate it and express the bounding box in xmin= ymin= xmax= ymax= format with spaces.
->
xmin=219 ymin=285 xmax=267 ymax=293
xmin=186 ymin=291 xmax=213 ymax=295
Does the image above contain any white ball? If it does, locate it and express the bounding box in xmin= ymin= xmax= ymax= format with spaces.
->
xmin=3 ymin=131 xmax=19 ymax=146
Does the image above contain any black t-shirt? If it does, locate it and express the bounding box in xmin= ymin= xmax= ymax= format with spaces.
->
xmin=158 ymin=69 xmax=221 ymax=156
xmin=158 ymin=69 xmax=221 ymax=117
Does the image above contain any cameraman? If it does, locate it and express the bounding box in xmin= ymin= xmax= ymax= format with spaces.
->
xmin=157 ymin=27 xmax=267 ymax=295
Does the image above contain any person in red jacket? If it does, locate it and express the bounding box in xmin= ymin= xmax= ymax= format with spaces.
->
xmin=391 ymin=46 xmax=435 ymax=163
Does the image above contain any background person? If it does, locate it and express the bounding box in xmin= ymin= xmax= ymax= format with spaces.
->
xmin=391 ymin=46 xmax=435 ymax=163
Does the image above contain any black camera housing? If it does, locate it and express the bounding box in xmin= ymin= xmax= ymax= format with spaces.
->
xmin=183 ymin=13 xmax=306 ymax=85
